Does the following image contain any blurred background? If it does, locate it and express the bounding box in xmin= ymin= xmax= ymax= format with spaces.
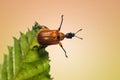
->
xmin=0 ymin=0 xmax=120 ymax=80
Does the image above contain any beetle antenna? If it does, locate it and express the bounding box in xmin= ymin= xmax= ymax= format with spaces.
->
xmin=58 ymin=15 xmax=64 ymax=31
xmin=75 ymin=36 xmax=83 ymax=40
xmin=75 ymin=29 xmax=82 ymax=34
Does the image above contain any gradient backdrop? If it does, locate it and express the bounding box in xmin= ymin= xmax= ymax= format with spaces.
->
xmin=0 ymin=0 xmax=120 ymax=80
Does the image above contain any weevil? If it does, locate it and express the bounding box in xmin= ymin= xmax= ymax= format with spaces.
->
xmin=37 ymin=15 xmax=83 ymax=58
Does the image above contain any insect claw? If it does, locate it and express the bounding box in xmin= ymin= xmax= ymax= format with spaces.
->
xmin=65 ymin=54 xmax=68 ymax=58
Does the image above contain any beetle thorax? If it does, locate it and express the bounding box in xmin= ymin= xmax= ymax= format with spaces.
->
xmin=58 ymin=32 xmax=65 ymax=41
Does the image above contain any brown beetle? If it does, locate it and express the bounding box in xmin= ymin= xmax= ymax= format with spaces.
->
xmin=37 ymin=15 xmax=83 ymax=58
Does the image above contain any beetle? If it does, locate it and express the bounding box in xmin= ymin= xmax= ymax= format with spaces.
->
xmin=37 ymin=15 xmax=83 ymax=58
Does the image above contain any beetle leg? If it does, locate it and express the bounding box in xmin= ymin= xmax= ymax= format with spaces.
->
xmin=58 ymin=15 xmax=64 ymax=31
xmin=40 ymin=27 xmax=49 ymax=32
xmin=58 ymin=42 xmax=68 ymax=58
xmin=40 ymin=45 xmax=48 ymax=48
xmin=32 ymin=45 xmax=39 ymax=50
xmin=42 ymin=26 xmax=49 ymax=30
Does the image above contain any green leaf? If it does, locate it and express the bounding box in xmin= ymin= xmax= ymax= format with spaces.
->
xmin=0 ymin=64 xmax=1 ymax=80
xmin=26 ymin=29 xmax=35 ymax=45
xmin=14 ymin=37 xmax=22 ymax=76
xmin=1 ymin=54 xmax=8 ymax=80
xmin=8 ymin=46 xmax=14 ymax=80
xmin=30 ymin=73 xmax=52 ymax=80
xmin=20 ymin=32 xmax=29 ymax=56
xmin=15 ymin=61 xmax=45 ymax=80
xmin=0 ymin=22 xmax=52 ymax=80
xmin=23 ymin=49 xmax=40 ymax=63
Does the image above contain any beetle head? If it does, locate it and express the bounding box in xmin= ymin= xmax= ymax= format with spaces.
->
xmin=65 ymin=29 xmax=83 ymax=40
